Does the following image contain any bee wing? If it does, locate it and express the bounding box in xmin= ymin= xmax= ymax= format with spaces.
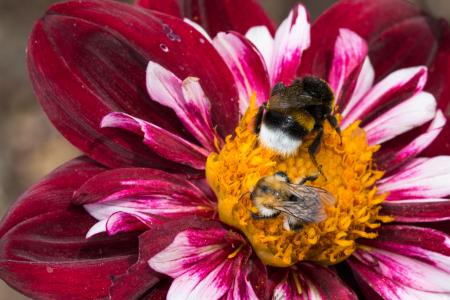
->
xmin=273 ymin=184 xmax=336 ymax=224
xmin=268 ymin=94 xmax=316 ymax=111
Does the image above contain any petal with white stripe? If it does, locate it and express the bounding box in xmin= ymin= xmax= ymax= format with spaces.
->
xmin=75 ymin=168 xmax=215 ymax=236
xmin=342 ymin=66 xmax=428 ymax=128
xmin=101 ymin=112 xmax=208 ymax=169
xmin=245 ymin=26 xmax=274 ymax=72
xmin=378 ymin=156 xmax=450 ymax=199
xmin=328 ymin=29 xmax=368 ymax=104
xmin=387 ymin=110 xmax=447 ymax=168
xmin=146 ymin=62 xmax=218 ymax=151
xmin=270 ymin=4 xmax=310 ymax=86
xmin=213 ymin=32 xmax=270 ymax=113
xmin=149 ymin=228 xmax=263 ymax=300
xmin=342 ymin=57 xmax=375 ymax=115
xmin=364 ymin=92 xmax=436 ymax=145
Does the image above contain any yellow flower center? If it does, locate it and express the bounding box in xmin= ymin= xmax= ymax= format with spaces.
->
xmin=206 ymin=100 xmax=392 ymax=267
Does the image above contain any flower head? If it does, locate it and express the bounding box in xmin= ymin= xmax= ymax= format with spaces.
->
xmin=1 ymin=0 xmax=450 ymax=299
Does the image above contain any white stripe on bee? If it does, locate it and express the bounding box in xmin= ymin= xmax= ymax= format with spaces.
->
xmin=257 ymin=204 xmax=279 ymax=217
xmin=259 ymin=124 xmax=302 ymax=156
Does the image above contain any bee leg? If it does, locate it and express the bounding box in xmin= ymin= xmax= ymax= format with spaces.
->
xmin=327 ymin=115 xmax=342 ymax=144
xmin=283 ymin=216 xmax=304 ymax=231
xmin=308 ymin=129 xmax=327 ymax=180
xmin=254 ymin=103 xmax=266 ymax=134
xmin=298 ymin=173 xmax=319 ymax=185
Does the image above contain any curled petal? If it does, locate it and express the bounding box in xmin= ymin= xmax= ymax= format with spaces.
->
xmin=382 ymin=199 xmax=450 ymax=223
xmin=245 ymin=26 xmax=274 ymax=72
xmin=378 ymin=157 xmax=450 ymax=199
xmin=328 ymin=29 xmax=368 ymax=105
xmin=0 ymin=156 xmax=105 ymax=238
xmin=273 ymin=264 xmax=357 ymax=300
xmin=342 ymin=66 xmax=428 ymax=128
xmin=364 ymin=91 xmax=436 ymax=145
xmin=102 ymin=112 xmax=208 ymax=169
xmin=135 ymin=0 xmax=275 ymax=37
xmin=28 ymin=0 xmax=239 ymax=168
xmin=149 ymin=227 xmax=266 ymax=300
xmin=146 ymin=62 xmax=218 ymax=151
xmin=270 ymin=4 xmax=310 ymax=86
xmin=0 ymin=210 xmax=138 ymax=299
xmin=213 ymin=32 xmax=270 ymax=112
xmin=74 ymin=168 xmax=214 ymax=236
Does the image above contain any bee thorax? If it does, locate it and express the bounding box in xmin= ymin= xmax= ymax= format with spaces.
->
xmin=259 ymin=124 xmax=302 ymax=156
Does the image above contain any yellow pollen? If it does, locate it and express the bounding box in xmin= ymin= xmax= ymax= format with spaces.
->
xmin=206 ymin=99 xmax=392 ymax=267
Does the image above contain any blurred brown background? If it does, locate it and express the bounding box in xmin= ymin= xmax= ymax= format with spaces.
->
xmin=0 ymin=0 xmax=447 ymax=298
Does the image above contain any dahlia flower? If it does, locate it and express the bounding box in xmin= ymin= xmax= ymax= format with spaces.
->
xmin=1 ymin=0 xmax=450 ymax=299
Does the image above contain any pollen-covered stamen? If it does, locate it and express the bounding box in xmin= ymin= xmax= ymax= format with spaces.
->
xmin=206 ymin=100 xmax=391 ymax=267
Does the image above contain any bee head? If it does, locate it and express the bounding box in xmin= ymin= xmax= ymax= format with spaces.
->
xmin=251 ymin=173 xmax=290 ymax=202
xmin=297 ymin=76 xmax=334 ymax=104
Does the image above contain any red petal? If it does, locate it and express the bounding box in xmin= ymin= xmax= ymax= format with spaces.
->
xmin=382 ymin=199 xmax=450 ymax=223
xmin=28 ymin=0 xmax=239 ymax=168
xmin=299 ymin=0 xmax=437 ymax=81
xmin=0 ymin=209 xmax=138 ymax=299
xmin=135 ymin=0 xmax=275 ymax=37
xmin=0 ymin=156 xmax=105 ymax=238
xmin=423 ymin=21 xmax=450 ymax=156
xmin=109 ymin=217 xmax=221 ymax=299
xmin=135 ymin=0 xmax=182 ymax=18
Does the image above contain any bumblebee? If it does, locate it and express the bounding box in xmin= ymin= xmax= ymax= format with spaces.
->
xmin=250 ymin=171 xmax=335 ymax=231
xmin=254 ymin=76 xmax=340 ymax=175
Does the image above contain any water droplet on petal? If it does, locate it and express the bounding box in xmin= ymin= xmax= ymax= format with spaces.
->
xmin=160 ymin=43 xmax=169 ymax=53
xmin=199 ymin=38 xmax=205 ymax=44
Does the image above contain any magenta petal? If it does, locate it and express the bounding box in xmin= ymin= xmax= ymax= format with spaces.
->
xmin=0 ymin=209 xmax=138 ymax=299
xmin=135 ymin=0 xmax=275 ymax=37
xmin=0 ymin=156 xmax=105 ymax=238
xmin=300 ymin=0 xmax=437 ymax=81
xmin=382 ymin=199 xmax=450 ymax=223
xmin=213 ymin=31 xmax=270 ymax=112
xmin=366 ymin=225 xmax=450 ymax=257
xmin=102 ymin=112 xmax=208 ymax=169
xmin=28 ymin=0 xmax=239 ymax=168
